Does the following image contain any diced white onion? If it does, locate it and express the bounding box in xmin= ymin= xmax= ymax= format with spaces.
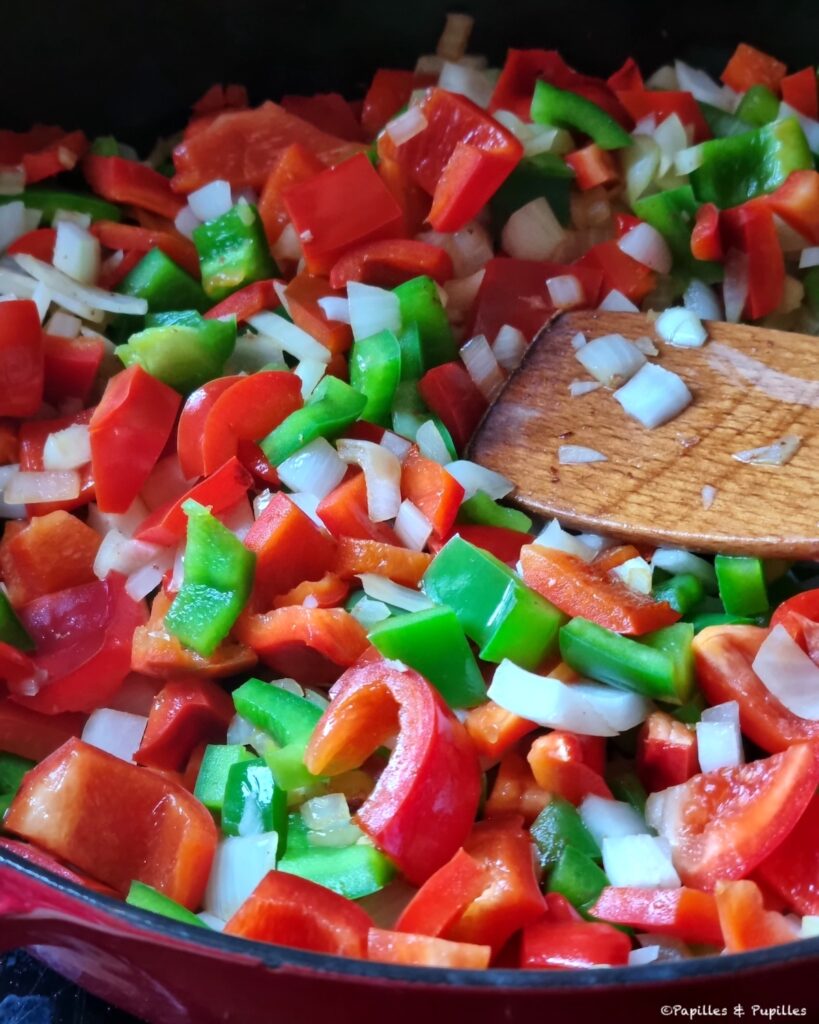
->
xmin=306 ymin=821 xmax=364 ymax=847
xmin=42 ymin=424 xmax=91 ymax=471
xmin=696 ymin=701 xmax=744 ymax=772
xmin=438 ymin=61 xmax=493 ymax=108
xmin=415 ymin=54 xmax=444 ymax=76
xmin=287 ymin=492 xmax=324 ymax=528
xmin=444 ymin=460 xmax=513 ymax=501
xmin=53 ymin=221 xmax=101 ymax=286
xmin=576 ymin=334 xmax=646 ymax=387
xmin=218 ymin=497 xmax=254 ymax=541
xmin=13 ymin=253 xmax=147 ymax=318
xmin=501 ymin=197 xmax=565 ymax=260
xmin=93 ymin=529 xmax=162 ymax=580
xmin=614 ymin=363 xmax=692 ymax=428
xmin=673 ymin=144 xmax=704 ymax=176
xmin=271 ymin=221 xmax=303 ymax=264
xmin=674 ymin=60 xmax=732 ymax=108
xmin=140 ymin=455 xmax=193 ymax=512
xmin=385 ymin=106 xmax=429 ymax=145
xmin=722 ymin=249 xmax=749 ymax=324
xmin=294 ymin=357 xmax=326 ymax=400
xmin=444 ymin=269 xmax=486 ymax=316
xmin=0 ymin=464 xmax=25 ymax=519
xmin=801 ymin=916 xmax=819 ymax=939
xmin=683 ymin=280 xmax=722 ymax=321
xmin=532 ymin=519 xmax=596 ymax=561
xmin=779 ymin=103 xmax=819 ymax=154
xmin=652 ymin=549 xmax=716 ymax=589
xmin=350 ymin=596 xmax=392 ymax=627
xmin=618 ymin=223 xmax=673 ymax=274
xmin=0 ymin=201 xmax=26 ymax=252
xmin=52 ymin=209 xmax=91 ymax=229
xmin=300 ymin=793 xmax=350 ymax=831
xmin=435 ymin=11 xmax=474 ymax=60
xmin=380 ymin=430 xmax=413 ymax=462
xmin=623 ymin=136 xmax=660 ymax=205
xmin=655 ymin=307 xmax=708 ymax=348
xmin=85 ymin=498 xmax=148 ymax=540
xmin=188 ymin=180 xmax=233 ymax=222
xmin=632 ymin=336 xmax=659 ymax=357
xmin=44 ymin=310 xmax=82 ymax=338
xmin=492 ymin=324 xmax=527 ymax=371
xmin=546 ymin=274 xmax=585 ymax=310
xmin=336 ymin=439 xmax=402 ymax=522
xmin=277 ymin=438 xmax=346 ymax=500
xmin=579 ymin=794 xmax=649 ymax=845
xmin=598 ymin=290 xmax=640 ymax=313
xmin=416 ymin=419 xmax=452 ymax=465
xmin=418 ymin=222 xmax=493 ymax=278
xmin=124 ymin=562 xmax=167 ymax=601
xmin=460 ymin=333 xmax=505 ymax=399
xmin=346 ymin=281 xmax=401 ymax=342
xmin=602 ymin=834 xmax=681 ymax=889
xmin=394 ymin=499 xmax=433 ymax=551
xmin=799 ymin=247 xmax=819 ymax=270
xmin=569 ymin=379 xmax=602 ymax=397
xmin=732 ymin=435 xmax=801 ymax=466
xmin=778 ymin=275 xmax=805 ymax=316
xmin=629 ymin=946 xmax=661 ymax=966
xmin=174 ymin=205 xmax=200 ymax=240
xmin=0 ymin=267 xmax=38 ymax=300
xmin=752 ymin=624 xmax=819 ymax=720
xmin=204 ymin=833 xmax=279 ymax=922
xmin=82 ymin=708 xmax=147 ymax=763
xmin=0 ymin=168 xmax=25 ymax=196
xmin=247 ymin=311 xmax=331 ymax=364
xmin=571 ymin=332 xmax=587 ymax=350
xmin=316 ymin=296 xmax=351 ymax=324
xmin=361 ymin=573 xmax=434 ymax=611
xmin=612 ymin=556 xmax=653 ymax=595
xmin=773 ymin=214 xmax=809 ymax=254
xmin=559 ymin=444 xmax=608 ymax=464
xmin=653 ymin=114 xmax=689 ymax=179
xmin=4 ymin=469 xmax=80 ymax=504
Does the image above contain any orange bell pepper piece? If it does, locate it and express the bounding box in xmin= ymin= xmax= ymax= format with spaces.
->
xmin=333 ymin=537 xmax=431 ymax=588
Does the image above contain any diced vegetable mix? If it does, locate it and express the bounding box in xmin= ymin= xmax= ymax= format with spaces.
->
xmin=2 ymin=15 xmax=819 ymax=973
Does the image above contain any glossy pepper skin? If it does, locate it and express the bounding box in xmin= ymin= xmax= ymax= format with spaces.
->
xmin=193 ymin=204 xmax=278 ymax=301
xmin=118 ymin=248 xmax=209 ymax=314
xmin=261 ymin=376 xmax=366 ymax=466
xmin=0 ymin=300 xmax=43 ymax=418
xmin=531 ymin=80 xmax=633 ymax=150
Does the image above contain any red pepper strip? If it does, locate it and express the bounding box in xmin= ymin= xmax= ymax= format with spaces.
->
xmin=273 ymin=572 xmax=350 ymax=610
xmin=575 ymin=239 xmax=656 ymax=304
xmin=589 ymin=886 xmax=723 ymax=945
xmin=449 ymin=524 xmax=531 ymax=567
xmin=136 ymin=457 xmax=253 ymax=547
xmin=464 ymin=702 xmax=537 ymax=762
xmin=91 ymin=221 xmax=200 ymax=278
xmin=715 ymin=880 xmax=797 ymax=953
xmin=615 ymin=90 xmax=711 ymax=143
xmin=691 ymin=202 xmax=723 ymax=261
xmin=361 ymin=70 xmax=438 ymax=138
xmin=5 ymin=737 xmax=216 ymax=907
xmin=527 ymin=732 xmax=612 ymax=805
xmin=329 ymin=239 xmax=454 ymax=290
xmin=0 ymin=838 xmax=117 ymax=897
xmin=770 ymin=588 xmax=819 ymax=652
xmin=0 ymin=125 xmax=64 ymax=164
xmin=42 ymin=334 xmax=105 ymax=406
xmin=521 ymin=912 xmax=631 ymax=969
xmin=22 ymin=130 xmax=88 ymax=184
xmin=83 ymin=155 xmax=183 ymax=219
xmin=192 ymin=83 xmax=249 ymax=118
xmin=341 ymin=422 xmax=385 ymax=444
xmin=614 ymin=213 xmax=642 ymax=238
xmin=243 ymin=492 xmax=337 ymax=607
xmin=0 ymin=510 xmax=100 ymax=607
xmin=520 ymin=543 xmax=680 ymax=635
xmin=236 ymin=605 xmax=369 ymax=685
xmin=89 ymin=365 xmax=181 ymax=514
xmin=281 ymin=93 xmax=366 ymax=143
xmin=284 ymin=272 xmax=353 ymax=354
xmin=443 ymin=816 xmax=546 ymax=953
xmin=0 ymin=419 xmax=17 ymax=465
xmin=764 ymin=169 xmax=819 ymax=244
xmin=427 ymin=141 xmax=521 ymax=233
xmin=591 ymin=543 xmax=643 ymax=572
xmin=176 ymin=375 xmax=242 ymax=480
xmin=484 ymin=748 xmax=551 ymax=824
xmin=0 ymin=300 xmax=43 ymax=417
xmin=200 ymin=370 xmax=303 ymax=476
xmin=377 ymin=154 xmax=432 ymax=238
xmin=11 ymin=575 xmax=147 ymax=716
xmin=224 ymin=871 xmax=372 ymax=956
xmin=306 ymin=657 xmax=481 ymax=884
xmin=132 ymin=589 xmax=257 ymax=680
xmin=0 ymin=643 xmax=38 ymax=692
xmin=721 ymin=200 xmax=784 ymax=319
xmin=565 ymin=145 xmax=619 ymax=191
xmin=7 ymin=227 xmax=56 ymax=261
xmin=317 ymin=472 xmax=401 ymax=545
xmin=203 ymin=279 xmax=280 ymax=322
xmin=235 ymin=439 xmax=280 ymax=490
xmin=417 ymin=362 xmax=488 ymax=453
xmin=18 ymin=408 xmax=95 ymax=516
xmin=368 ymin=928 xmax=491 ymax=968
xmin=396 ymin=847 xmax=489 ymax=937
xmin=401 ymin=445 xmax=464 ymax=538
xmin=284 ymin=152 xmax=405 ymax=275
xmin=334 ymin=537 xmax=431 ymax=589
xmin=721 ymin=43 xmax=787 ymax=94
xmin=637 ymin=710 xmax=699 ymax=793
xmin=98 ymin=249 xmax=142 ymax=291
xmin=134 ymin=677 xmax=235 ymax=772
xmin=755 ymin=793 xmax=819 ymax=915
xmin=258 ymin=142 xmax=325 ymax=244
xmin=781 ymin=68 xmax=819 ymax=119
xmin=607 ymin=57 xmax=644 ymax=93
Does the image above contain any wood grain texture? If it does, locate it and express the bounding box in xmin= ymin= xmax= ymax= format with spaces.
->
xmin=469 ymin=310 xmax=819 ymax=558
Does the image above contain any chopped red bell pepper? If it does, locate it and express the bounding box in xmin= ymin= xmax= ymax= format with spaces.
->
xmin=764 ymin=169 xmax=819 ymax=244
xmin=781 ymin=67 xmax=819 ymax=119
xmin=18 ymin=408 xmax=95 ymax=516
xmin=243 ymin=492 xmax=337 ymax=606
xmin=721 ymin=200 xmax=784 ymax=319
xmin=192 ymin=83 xmax=249 ymax=118
xmin=400 ymin=445 xmax=464 ymax=538
xmin=368 ymin=928 xmax=491 ymax=968
xmin=224 ymin=870 xmax=372 ymax=956
xmin=281 ymin=93 xmax=365 ymax=142
xmin=5 ymin=737 xmax=216 ymax=908
xmin=0 ymin=838 xmax=118 ymax=897
xmin=7 ymin=227 xmax=56 ymax=262
xmin=575 ymin=239 xmax=656 ymax=303
xmin=754 ymin=790 xmax=819 ymax=916
xmin=484 ymin=748 xmax=551 ymax=823
xmin=615 ymin=90 xmax=711 ymax=143
xmin=715 ymin=879 xmax=797 ymax=952
xmin=329 ymin=238 xmax=454 ymax=290
xmin=0 ymin=419 xmax=17 ymax=465
xmin=203 ymin=279 xmax=280 ymax=322
xmin=396 ymin=847 xmax=488 ymax=937
xmin=527 ymin=731 xmax=613 ymax=804
xmin=98 ymin=249 xmax=143 ymax=291
xmin=284 ymin=272 xmax=353 ymax=353
xmin=176 ymin=375 xmax=241 ymax=480
xmin=464 ymin=701 xmax=537 ymax=762
xmin=91 ymin=221 xmax=200 ymax=278
xmin=258 ymin=142 xmax=325 ymax=244
xmin=607 ymin=57 xmax=644 ymax=93
xmin=592 ymin=887 xmax=722 ymax=946
xmin=89 ymin=365 xmax=181 ymax=514
xmin=22 ymin=130 xmax=88 ymax=184
xmin=306 ymin=656 xmax=481 ymax=884
xmin=636 ymin=710 xmax=699 ymax=793
xmin=42 ymin=334 xmax=105 ymax=406
xmin=521 ymin=912 xmax=632 ymax=969
xmin=134 ymin=677 xmax=235 ymax=772
xmin=273 ymin=571 xmax=350 ymax=610
xmin=450 ymin=524 xmax=531 ymax=567
xmin=417 ymin=362 xmax=488 ymax=453
xmin=361 ymin=69 xmax=437 ymax=138
xmin=520 ymin=544 xmax=680 ymax=635
xmin=721 ymin=43 xmax=787 ymax=95
xmin=283 ymin=152 xmax=405 ymax=274
xmin=770 ymin=588 xmax=819 ymax=652
xmin=0 ymin=300 xmax=43 ymax=418
xmin=377 ymin=153 xmax=432 ymax=237
xmin=565 ymin=144 xmax=619 ymax=190
xmin=84 ymin=155 xmax=183 ymax=220
xmin=317 ymin=472 xmax=401 ymax=545
xmin=0 ymin=641 xmax=38 ymax=692
xmin=0 ymin=699 xmax=84 ymax=761
xmin=614 ymin=213 xmax=642 ymax=238
xmin=333 ymin=537 xmax=431 ymax=588
xmin=691 ymin=202 xmax=723 ymax=261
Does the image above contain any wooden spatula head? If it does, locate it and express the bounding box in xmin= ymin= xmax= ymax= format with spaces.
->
xmin=469 ymin=310 xmax=819 ymax=559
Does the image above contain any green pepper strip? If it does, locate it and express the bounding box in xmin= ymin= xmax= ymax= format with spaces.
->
xmin=193 ymin=203 xmax=278 ymax=301
xmin=393 ymin=275 xmax=457 ymax=370
xmin=652 ymin=573 xmax=704 ymax=616
xmin=396 ymin=323 xmax=424 ymax=382
xmin=546 ymin=846 xmax=610 ymax=912
xmin=735 ymin=85 xmax=781 ymax=127
xmin=391 ymin=380 xmax=428 ymax=440
xmin=193 ymin=743 xmax=254 ymax=813
xmin=119 ymin=248 xmax=209 ymax=314
xmin=0 ymin=189 xmax=122 ymax=224
xmin=126 ymin=881 xmax=209 ymax=928
xmin=458 ymin=490 xmax=533 ymax=532
xmin=349 ymin=329 xmax=402 ymax=427
xmin=714 ymin=555 xmax=769 ymax=617
xmin=633 ymin=185 xmax=723 ymax=283
xmin=605 ymin=761 xmax=648 ymax=815
xmin=0 ymin=591 xmax=34 ymax=651
xmin=222 ymin=756 xmax=288 ymax=853
xmin=698 ymin=102 xmax=751 ymax=139
xmin=530 ymin=795 xmax=601 ymax=873
xmin=530 ymin=80 xmax=633 ymax=150
xmin=261 ymin=375 xmax=366 ymax=466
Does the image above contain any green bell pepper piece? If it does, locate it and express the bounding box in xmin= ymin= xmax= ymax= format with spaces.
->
xmin=0 ymin=591 xmax=33 ymax=651
xmin=633 ymin=186 xmax=722 ymax=283
xmin=126 ymin=881 xmax=208 ymax=928
xmin=652 ymin=573 xmax=704 ymax=616
xmin=165 ymin=500 xmax=255 ymax=656
xmin=0 ymin=752 xmax=34 ymax=799
xmin=606 ymin=761 xmax=648 ymax=815
xmin=221 ymin=757 xmax=288 ymax=851
xmin=698 ymin=102 xmax=752 ymax=139
xmin=559 ymin=619 xmax=695 ymax=704
xmin=530 ymin=796 xmax=601 ymax=873
xmin=397 ymin=323 xmax=425 ymax=381
xmin=672 ymin=693 xmax=706 ymax=725
xmin=368 ymin=605 xmax=487 ymax=708
xmin=279 ymin=814 xmax=395 ymax=899
xmin=391 ymin=380 xmax=428 ymax=439
xmin=531 ymin=80 xmax=633 ymax=150
xmin=0 ymin=793 xmax=13 ymax=821
xmin=118 ymin=310 xmax=236 ymax=394
xmin=193 ymin=203 xmax=277 ymax=301
xmin=118 ymin=248 xmax=209 ymax=314
xmin=422 ymin=536 xmax=565 ymax=669
xmin=690 ymin=611 xmax=756 ymax=633
xmin=714 ymin=555 xmax=769 ymax=617
xmin=490 ymin=152 xmax=575 ymax=232
xmin=735 ymin=85 xmax=780 ymax=127
xmin=394 ymin=276 xmax=457 ymax=369
xmin=803 ymin=266 xmax=819 ymax=315
xmin=546 ymin=846 xmax=609 ymax=911
xmin=261 ymin=376 xmax=366 ymax=466
xmin=457 ymin=490 xmax=533 ymax=533
xmin=193 ymin=744 xmax=254 ymax=813
xmin=0 ymin=189 xmax=122 ymax=224
xmin=90 ymin=136 xmax=121 ymax=157
xmin=349 ymin=329 xmax=402 ymax=426
xmin=690 ymin=118 xmax=813 ymax=209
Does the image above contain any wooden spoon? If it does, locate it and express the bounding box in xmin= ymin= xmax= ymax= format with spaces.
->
xmin=468 ymin=310 xmax=819 ymax=559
